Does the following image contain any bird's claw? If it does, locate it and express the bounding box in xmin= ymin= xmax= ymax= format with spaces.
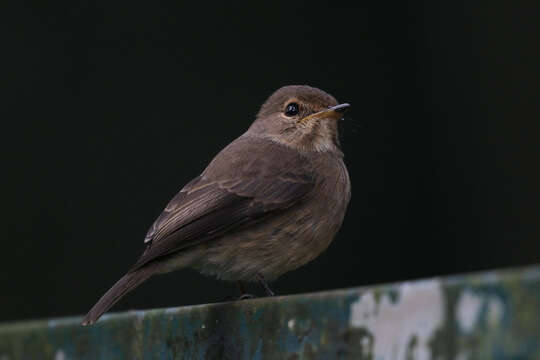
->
xmin=238 ymin=294 xmax=256 ymax=300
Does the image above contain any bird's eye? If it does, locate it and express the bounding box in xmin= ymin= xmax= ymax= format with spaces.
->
xmin=284 ymin=103 xmax=299 ymax=116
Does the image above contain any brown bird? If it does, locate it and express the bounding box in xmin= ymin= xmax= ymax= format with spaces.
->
xmin=82 ymin=85 xmax=351 ymax=325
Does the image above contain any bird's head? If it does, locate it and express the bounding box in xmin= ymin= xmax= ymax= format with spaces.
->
xmin=248 ymin=85 xmax=350 ymax=154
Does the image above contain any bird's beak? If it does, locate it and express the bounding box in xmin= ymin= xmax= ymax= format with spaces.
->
xmin=299 ymin=103 xmax=351 ymax=124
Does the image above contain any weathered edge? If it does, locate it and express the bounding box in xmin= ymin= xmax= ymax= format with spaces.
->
xmin=1 ymin=265 xmax=539 ymax=359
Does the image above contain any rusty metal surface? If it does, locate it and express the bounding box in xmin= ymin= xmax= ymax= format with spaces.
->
xmin=1 ymin=265 xmax=540 ymax=359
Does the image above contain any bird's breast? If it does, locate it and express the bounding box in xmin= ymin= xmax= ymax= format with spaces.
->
xmin=193 ymin=155 xmax=351 ymax=282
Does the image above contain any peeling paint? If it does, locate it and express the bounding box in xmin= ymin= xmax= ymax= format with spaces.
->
xmin=54 ymin=349 xmax=65 ymax=360
xmin=456 ymin=291 xmax=483 ymax=333
xmin=455 ymin=290 xmax=505 ymax=335
xmin=1 ymin=265 xmax=540 ymax=359
xmin=350 ymin=279 xmax=444 ymax=360
xmin=486 ymin=297 xmax=503 ymax=327
xmin=288 ymin=319 xmax=295 ymax=331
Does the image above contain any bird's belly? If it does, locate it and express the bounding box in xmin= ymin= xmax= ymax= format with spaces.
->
xmin=191 ymin=196 xmax=347 ymax=282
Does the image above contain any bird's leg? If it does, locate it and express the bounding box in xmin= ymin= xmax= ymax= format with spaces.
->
xmin=256 ymin=273 xmax=275 ymax=297
xmin=236 ymin=281 xmax=255 ymax=300
xmin=236 ymin=280 xmax=246 ymax=295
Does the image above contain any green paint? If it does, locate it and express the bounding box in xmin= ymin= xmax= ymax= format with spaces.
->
xmin=1 ymin=265 xmax=540 ymax=359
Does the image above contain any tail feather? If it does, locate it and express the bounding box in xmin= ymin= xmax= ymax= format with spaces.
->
xmin=82 ymin=266 xmax=156 ymax=325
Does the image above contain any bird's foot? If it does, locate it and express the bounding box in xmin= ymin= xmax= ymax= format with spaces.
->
xmin=238 ymin=293 xmax=257 ymax=300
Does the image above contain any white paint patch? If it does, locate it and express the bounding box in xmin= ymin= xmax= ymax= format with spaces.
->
xmin=486 ymin=297 xmax=504 ymax=327
xmin=456 ymin=290 xmax=506 ymax=335
xmin=132 ymin=310 xmax=147 ymax=319
xmin=48 ymin=319 xmax=60 ymax=328
xmin=456 ymin=291 xmax=483 ymax=334
xmin=349 ymin=279 xmax=444 ymax=360
xmin=288 ymin=319 xmax=295 ymax=331
xmin=54 ymin=349 xmax=66 ymax=360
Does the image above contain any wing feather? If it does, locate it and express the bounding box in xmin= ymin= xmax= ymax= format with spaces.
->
xmin=133 ymin=136 xmax=315 ymax=270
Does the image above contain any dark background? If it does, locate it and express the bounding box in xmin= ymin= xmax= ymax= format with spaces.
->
xmin=3 ymin=2 xmax=540 ymax=322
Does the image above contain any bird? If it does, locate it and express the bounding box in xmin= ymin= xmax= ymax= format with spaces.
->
xmin=82 ymin=85 xmax=351 ymax=325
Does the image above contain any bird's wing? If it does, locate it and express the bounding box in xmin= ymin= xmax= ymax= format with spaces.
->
xmin=131 ymin=136 xmax=315 ymax=270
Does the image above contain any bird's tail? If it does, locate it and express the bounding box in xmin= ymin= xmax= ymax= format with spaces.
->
xmin=82 ymin=264 xmax=157 ymax=326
